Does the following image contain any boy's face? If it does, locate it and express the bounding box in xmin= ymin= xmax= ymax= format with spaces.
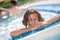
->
xmin=28 ymin=13 xmax=39 ymax=26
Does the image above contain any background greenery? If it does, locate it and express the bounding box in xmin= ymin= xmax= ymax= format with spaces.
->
xmin=0 ymin=0 xmax=10 ymax=8
xmin=0 ymin=0 xmax=34 ymax=8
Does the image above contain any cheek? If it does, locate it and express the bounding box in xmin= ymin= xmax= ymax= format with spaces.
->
xmin=28 ymin=20 xmax=35 ymax=26
xmin=29 ymin=21 xmax=34 ymax=24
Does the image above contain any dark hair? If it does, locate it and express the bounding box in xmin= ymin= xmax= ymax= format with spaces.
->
xmin=10 ymin=0 xmax=17 ymax=5
xmin=22 ymin=9 xmax=44 ymax=27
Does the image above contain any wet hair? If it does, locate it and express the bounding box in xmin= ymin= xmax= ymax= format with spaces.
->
xmin=10 ymin=0 xmax=17 ymax=5
xmin=22 ymin=9 xmax=44 ymax=27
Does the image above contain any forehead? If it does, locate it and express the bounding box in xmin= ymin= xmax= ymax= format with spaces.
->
xmin=30 ymin=13 xmax=38 ymax=16
xmin=29 ymin=13 xmax=38 ymax=19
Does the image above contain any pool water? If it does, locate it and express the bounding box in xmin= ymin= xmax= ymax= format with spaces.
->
xmin=0 ymin=4 xmax=60 ymax=40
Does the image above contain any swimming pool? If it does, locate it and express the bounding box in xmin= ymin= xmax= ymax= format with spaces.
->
xmin=12 ymin=4 xmax=60 ymax=40
xmin=0 ymin=3 xmax=60 ymax=40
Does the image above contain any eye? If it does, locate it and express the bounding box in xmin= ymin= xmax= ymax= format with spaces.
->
xmin=28 ymin=16 xmax=32 ymax=21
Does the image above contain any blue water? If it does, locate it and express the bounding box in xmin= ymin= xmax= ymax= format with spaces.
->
xmin=29 ymin=4 xmax=60 ymax=14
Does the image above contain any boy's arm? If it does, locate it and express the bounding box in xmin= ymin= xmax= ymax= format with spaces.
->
xmin=44 ymin=15 xmax=60 ymax=26
xmin=10 ymin=26 xmax=34 ymax=37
